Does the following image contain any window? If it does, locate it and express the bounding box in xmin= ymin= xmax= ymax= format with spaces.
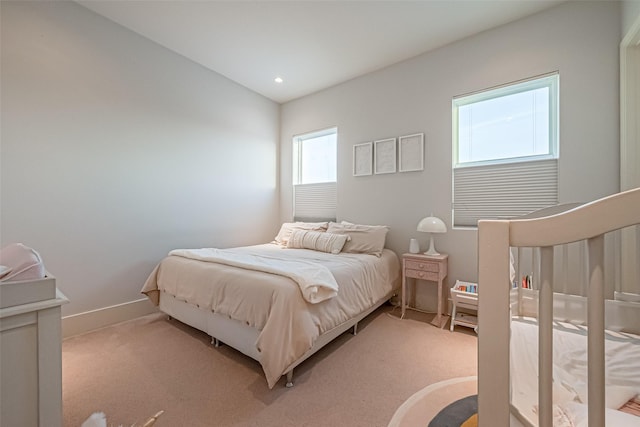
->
xmin=452 ymin=74 xmax=559 ymax=227
xmin=292 ymin=128 xmax=337 ymax=221
xmin=293 ymin=129 xmax=337 ymax=185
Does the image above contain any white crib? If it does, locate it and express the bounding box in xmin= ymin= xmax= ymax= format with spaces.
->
xmin=477 ymin=187 xmax=640 ymax=427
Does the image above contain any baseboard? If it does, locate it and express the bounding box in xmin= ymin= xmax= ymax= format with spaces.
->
xmin=62 ymin=298 xmax=158 ymax=338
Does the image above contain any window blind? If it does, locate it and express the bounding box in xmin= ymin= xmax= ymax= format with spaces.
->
xmin=293 ymin=182 xmax=337 ymax=222
xmin=453 ymin=159 xmax=558 ymax=227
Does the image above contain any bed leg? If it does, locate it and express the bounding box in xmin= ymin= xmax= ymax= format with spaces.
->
xmin=212 ymin=337 xmax=222 ymax=348
xmin=352 ymin=322 xmax=358 ymax=336
xmin=285 ymin=370 xmax=294 ymax=388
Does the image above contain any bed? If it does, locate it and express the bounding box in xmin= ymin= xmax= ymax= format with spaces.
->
xmin=141 ymin=222 xmax=400 ymax=389
xmin=477 ymin=187 xmax=640 ymax=426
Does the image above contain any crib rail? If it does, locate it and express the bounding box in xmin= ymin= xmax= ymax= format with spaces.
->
xmin=478 ymin=187 xmax=640 ymax=427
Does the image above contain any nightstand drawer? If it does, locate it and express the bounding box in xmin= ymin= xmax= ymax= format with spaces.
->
xmin=405 ymin=260 xmax=439 ymax=273
xmin=405 ymin=269 xmax=439 ymax=281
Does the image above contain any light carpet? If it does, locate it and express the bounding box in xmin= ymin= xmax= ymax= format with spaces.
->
xmin=63 ymin=306 xmax=477 ymax=427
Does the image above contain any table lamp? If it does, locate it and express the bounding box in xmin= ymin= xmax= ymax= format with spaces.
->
xmin=417 ymin=215 xmax=447 ymax=256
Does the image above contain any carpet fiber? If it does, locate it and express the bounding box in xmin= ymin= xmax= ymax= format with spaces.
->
xmin=63 ymin=306 xmax=477 ymax=427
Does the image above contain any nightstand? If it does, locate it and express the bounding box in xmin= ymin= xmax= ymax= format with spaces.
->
xmin=401 ymin=253 xmax=449 ymax=328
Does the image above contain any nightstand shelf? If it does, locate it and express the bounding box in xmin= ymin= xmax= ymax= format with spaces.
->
xmin=449 ymin=280 xmax=478 ymax=332
xmin=401 ymin=253 xmax=448 ymax=328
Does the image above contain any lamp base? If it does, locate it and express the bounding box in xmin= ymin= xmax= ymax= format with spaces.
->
xmin=423 ymin=235 xmax=440 ymax=256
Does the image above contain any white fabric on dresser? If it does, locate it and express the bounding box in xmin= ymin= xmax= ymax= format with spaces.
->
xmin=0 ymin=243 xmax=46 ymax=282
xmin=142 ymin=244 xmax=400 ymax=388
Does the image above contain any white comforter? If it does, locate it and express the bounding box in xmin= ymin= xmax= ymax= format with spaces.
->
xmin=169 ymin=248 xmax=339 ymax=304
xmin=141 ymin=244 xmax=400 ymax=388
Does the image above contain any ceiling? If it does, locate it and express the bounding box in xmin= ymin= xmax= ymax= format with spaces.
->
xmin=78 ymin=1 xmax=566 ymax=104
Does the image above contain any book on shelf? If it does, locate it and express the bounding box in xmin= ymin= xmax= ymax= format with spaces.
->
xmin=453 ymin=280 xmax=478 ymax=294
xmin=520 ymin=274 xmax=533 ymax=289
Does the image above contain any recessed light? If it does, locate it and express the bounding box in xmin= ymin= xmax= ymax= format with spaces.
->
xmin=274 ymin=77 xmax=283 ymax=84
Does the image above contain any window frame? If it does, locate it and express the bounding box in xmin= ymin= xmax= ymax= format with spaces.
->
xmin=293 ymin=127 xmax=337 ymax=186
xmin=451 ymin=73 xmax=560 ymax=228
xmin=292 ymin=127 xmax=338 ymax=222
xmin=452 ymin=73 xmax=560 ymax=169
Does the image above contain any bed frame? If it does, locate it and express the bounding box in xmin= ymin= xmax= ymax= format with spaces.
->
xmin=159 ymin=287 xmax=396 ymax=388
xmin=477 ymin=187 xmax=640 ymax=426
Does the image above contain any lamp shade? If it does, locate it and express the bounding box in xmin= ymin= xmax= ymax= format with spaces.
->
xmin=416 ymin=216 xmax=447 ymax=256
xmin=417 ymin=216 xmax=447 ymax=233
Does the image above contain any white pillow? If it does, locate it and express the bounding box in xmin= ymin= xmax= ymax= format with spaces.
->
xmin=274 ymin=222 xmax=328 ymax=246
xmin=574 ymin=384 xmax=639 ymax=409
xmin=326 ymin=222 xmax=389 ymax=257
xmin=562 ymin=401 xmax=640 ymax=427
xmin=286 ymin=230 xmax=349 ymax=254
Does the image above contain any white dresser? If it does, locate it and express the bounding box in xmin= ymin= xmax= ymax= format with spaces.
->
xmin=0 ymin=275 xmax=68 ymax=427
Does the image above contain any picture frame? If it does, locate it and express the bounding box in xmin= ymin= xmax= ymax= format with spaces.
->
xmin=353 ymin=142 xmax=373 ymax=176
xmin=398 ymin=133 xmax=424 ymax=172
xmin=374 ymin=138 xmax=396 ymax=174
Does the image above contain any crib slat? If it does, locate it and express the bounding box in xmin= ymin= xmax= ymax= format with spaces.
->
xmin=562 ymin=244 xmax=569 ymax=294
xmin=517 ymin=247 xmax=523 ymax=316
xmin=587 ymin=234 xmax=605 ymax=427
xmin=477 ymin=220 xmax=511 ymax=427
xmin=538 ymin=246 xmax=554 ymax=427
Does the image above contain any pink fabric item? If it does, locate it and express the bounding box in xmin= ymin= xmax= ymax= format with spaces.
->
xmin=0 ymin=243 xmax=46 ymax=282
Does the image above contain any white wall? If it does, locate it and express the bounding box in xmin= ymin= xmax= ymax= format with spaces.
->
xmin=280 ymin=1 xmax=621 ymax=311
xmin=1 ymin=1 xmax=280 ymax=323
xmin=621 ymin=1 xmax=640 ymax=293
xmin=623 ymin=0 xmax=640 ymax=36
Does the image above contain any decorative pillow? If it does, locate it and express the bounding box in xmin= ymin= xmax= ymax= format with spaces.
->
xmin=274 ymin=222 xmax=328 ymax=246
xmin=326 ymin=222 xmax=389 ymax=257
xmin=286 ymin=230 xmax=349 ymax=254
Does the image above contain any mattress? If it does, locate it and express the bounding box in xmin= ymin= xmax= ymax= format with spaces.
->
xmin=142 ymin=243 xmax=400 ymax=388
xmin=510 ymin=317 xmax=640 ymax=426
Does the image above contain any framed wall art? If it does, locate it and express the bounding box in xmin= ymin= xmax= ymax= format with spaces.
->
xmin=353 ymin=142 xmax=373 ymax=176
xmin=398 ymin=133 xmax=424 ymax=172
xmin=374 ymin=138 xmax=396 ymax=174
